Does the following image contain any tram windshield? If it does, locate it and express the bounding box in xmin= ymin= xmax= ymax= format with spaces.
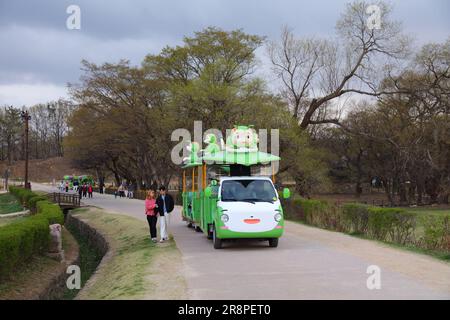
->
xmin=220 ymin=179 xmax=277 ymax=203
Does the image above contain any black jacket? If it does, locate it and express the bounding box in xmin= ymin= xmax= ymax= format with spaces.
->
xmin=156 ymin=194 xmax=174 ymax=216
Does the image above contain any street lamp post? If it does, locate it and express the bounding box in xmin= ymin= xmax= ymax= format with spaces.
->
xmin=21 ymin=110 xmax=31 ymax=189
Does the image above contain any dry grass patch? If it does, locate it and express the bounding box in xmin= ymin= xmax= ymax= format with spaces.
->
xmin=72 ymin=207 xmax=187 ymax=300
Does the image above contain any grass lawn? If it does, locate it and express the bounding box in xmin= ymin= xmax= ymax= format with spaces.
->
xmin=0 ymin=193 xmax=23 ymax=215
xmin=404 ymin=207 xmax=450 ymax=216
xmin=69 ymin=207 xmax=187 ymax=300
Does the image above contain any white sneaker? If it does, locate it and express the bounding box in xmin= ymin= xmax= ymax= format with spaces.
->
xmin=159 ymin=239 xmax=164 ymax=243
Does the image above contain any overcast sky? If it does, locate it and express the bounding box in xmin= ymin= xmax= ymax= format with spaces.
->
xmin=0 ymin=0 xmax=449 ymax=106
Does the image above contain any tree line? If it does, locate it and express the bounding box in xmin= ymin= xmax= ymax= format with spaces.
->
xmin=0 ymin=100 xmax=73 ymax=165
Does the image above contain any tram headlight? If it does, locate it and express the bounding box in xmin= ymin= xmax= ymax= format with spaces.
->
xmin=221 ymin=214 xmax=229 ymax=223
xmin=274 ymin=213 xmax=282 ymax=222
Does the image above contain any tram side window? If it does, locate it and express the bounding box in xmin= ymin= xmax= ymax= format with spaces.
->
xmin=185 ymin=171 xmax=193 ymax=192
xmin=198 ymin=166 xmax=203 ymax=190
xmin=192 ymin=167 xmax=199 ymax=191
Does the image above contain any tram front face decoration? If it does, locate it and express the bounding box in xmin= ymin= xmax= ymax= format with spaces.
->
xmin=217 ymin=176 xmax=283 ymax=234
xmin=181 ymin=125 xmax=290 ymax=249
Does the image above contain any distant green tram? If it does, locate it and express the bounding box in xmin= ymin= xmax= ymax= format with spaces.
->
xmin=63 ymin=175 xmax=95 ymax=188
xmin=181 ymin=125 xmax=291 ymax=249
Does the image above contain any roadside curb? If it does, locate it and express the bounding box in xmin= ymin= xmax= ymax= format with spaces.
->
xmin=0 ymin=209 xmax=30 ymax=218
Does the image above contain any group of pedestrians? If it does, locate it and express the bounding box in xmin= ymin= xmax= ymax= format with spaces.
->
xmin=115 ymin=183 xmax=134 ymax=199
xmin=59 ymin=181 xmax=70 ymax=193
xmin=145 ymin=186 xmax=174 ymax=243
xmin=78 ymin=183 xmax=93 ymax=199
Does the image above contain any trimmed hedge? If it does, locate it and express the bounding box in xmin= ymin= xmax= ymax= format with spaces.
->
xmin=8 ymin=186 xmax=35 ymax=207
xmin=283 ymin=197 xmax=341 ymax=230
xmin=418 ymin=214 xmax=450 ymax=250
xmin=367 ymin=207 xmax=416 ymax=244
xmin=28 ymin=196 xmax=48 ymax=212
xmin=283 ymin=197 xmax=449 ymax=253
xmin=0 ymin=188 xmax=64 ymax=279
xmin=341 ymin=203 xmax=370 ymax=234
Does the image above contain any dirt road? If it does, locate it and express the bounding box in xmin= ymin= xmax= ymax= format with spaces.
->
xmin=33 ymin=183 xmax=450 ymax=299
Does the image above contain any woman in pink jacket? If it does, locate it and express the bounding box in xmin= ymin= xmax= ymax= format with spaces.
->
xmin=145 ymin=190 xmax=158 ymax=242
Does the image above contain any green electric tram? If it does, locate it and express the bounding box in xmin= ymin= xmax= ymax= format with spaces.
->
xmin=181 ymin=125 xmax=290 ymax=249
xmin=63 ymin=175 xmax=95 ymax=189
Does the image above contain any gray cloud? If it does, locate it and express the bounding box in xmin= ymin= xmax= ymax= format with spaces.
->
xmin=0 ymin=0 xmax=449 ymax=105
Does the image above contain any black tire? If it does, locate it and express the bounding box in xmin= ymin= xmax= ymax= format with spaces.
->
xmin=187 ymin=222 xmax=193 ymax=228
xmin=213 ymin=226 xmax=222 ymax=249
xmin=195 ymin=225 xmax=202 ymax=232
xmin=207 ymin=225 xmax=213 ymax=240
xmin=268 ymin=238 xmax=279 ymax=248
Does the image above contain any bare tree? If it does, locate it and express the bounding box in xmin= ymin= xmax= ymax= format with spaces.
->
xmin=268 ymin=1 xmax=411 ymax=129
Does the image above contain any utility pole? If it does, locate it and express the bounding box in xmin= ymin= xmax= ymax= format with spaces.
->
xmin=21 ymin=110 xmax=31 ymax=189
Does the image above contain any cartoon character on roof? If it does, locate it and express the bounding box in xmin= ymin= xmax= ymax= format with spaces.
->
xmin=203 ymin=133 xmax=221 ymax=155
xmin=224 ymin=125 xmax=258 ymax=153
xmin=183 ymin=141 xmax=201 ymax=164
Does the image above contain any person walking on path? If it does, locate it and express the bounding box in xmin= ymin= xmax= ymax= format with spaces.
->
xmin=128 ymin=183 xmax=134 ymax=199
xmin=145 ymin=190 xmax=158 ymax=243
xmin=88 ymin=184 xmax=93 ymax=198
xmin=82 ymin=183 xmax=87 ymax=198
xmin=156 ymin=186 xmax=174 ymax=242
xmin=78 ymin=183 xmax=83 ymax=200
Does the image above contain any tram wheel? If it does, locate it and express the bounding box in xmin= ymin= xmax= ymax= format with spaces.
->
xmin=213 ymin=227 xmax=222 ymax=249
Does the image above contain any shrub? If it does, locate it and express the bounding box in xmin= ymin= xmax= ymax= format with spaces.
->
xmin=0 ymin=214 xmax=50 ymax=278
xmin=390 ymin=211 xmax=416 ymax=244
xmin=341 ymin=203 xmax=370 ymax=234
xmin=28 ymin=196 xmax=48 ymax=212
xmin=0 ymin=188 xmax=64 ymax=279
xmin=418 ymin=214 xmax=450 ymax=251
xmin=36 ymin=200 xmax=64 ymax=225
xmin=284 ymin=193 xmax=449 ymax=255
xmin=280 ymin=197 xmax=302 ymax=220
xmin=367 ymin=207 xmax=416 ymax=244
xmin=287 ymin=198 xmax=342 ymax=229
xmin=8 ymin=186 xmax=35 ymax=207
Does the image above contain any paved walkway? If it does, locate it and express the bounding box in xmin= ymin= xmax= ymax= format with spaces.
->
xmin=33 ymin=183 xmax=450 ymax=299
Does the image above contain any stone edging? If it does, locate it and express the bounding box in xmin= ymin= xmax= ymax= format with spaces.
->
xmin=38 ymin=228 xmax=80 ymax=300
xmin=0 ymin=210 xmax=30 ymax=219
xmin=65 ymin=211 xmax=112 ymax=299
